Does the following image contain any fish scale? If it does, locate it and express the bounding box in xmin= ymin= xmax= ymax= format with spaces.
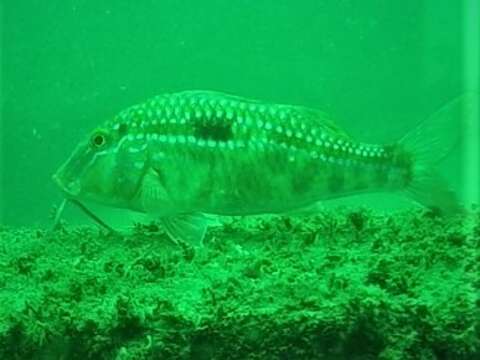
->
xmin=53 ymin=90 xmax=468 ymax=245
xmin=102 ymin=91 xmax=399 ymax=216
xmin=111 ymin=91 xmax=387 ymax=164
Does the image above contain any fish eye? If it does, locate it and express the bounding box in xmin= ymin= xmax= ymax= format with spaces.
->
xmin=90 ymin=131 xmax=108 ymax=149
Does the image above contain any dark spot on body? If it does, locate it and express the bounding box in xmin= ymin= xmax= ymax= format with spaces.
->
xmin=382 ymin=144 xmax=395 ymax=158
xmin=354 ymin=180 xmax=367 ymax=191
xmin=118 ymin=123 xmax=128 ymax=136
xmin=374 ymin=166 xmax=388 ymax=187
xmin=398 ymin=156 xmax=414 ymax=187
xmin=384 ymin=145 xmax=413 ymax=187
xmin=291 ymin=163 xmax=317 ymax=195
xmin=327 ymin=170 xmax=345 ymax=193
xmin=193 ymin=118 xmax=233 ymax=141
xmin=352 ymin=165 xmax=368 ymax=191
xmin=402 ymin=167 xmax=413 ymax=186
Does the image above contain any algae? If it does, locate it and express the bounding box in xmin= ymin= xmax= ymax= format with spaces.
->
xmin=0 ymin=208 xmax=478 ymax=359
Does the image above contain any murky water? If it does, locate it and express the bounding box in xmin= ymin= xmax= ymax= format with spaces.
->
xmin=0 ymin=1 xmax=478 ymax=359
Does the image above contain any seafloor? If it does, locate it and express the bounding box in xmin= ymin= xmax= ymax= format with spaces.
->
xmin=0 ymin=208 xmax=478 ymax=360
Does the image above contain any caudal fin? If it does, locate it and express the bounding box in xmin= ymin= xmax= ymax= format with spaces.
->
xmin=399 ymin=93 xmax=477 ymax=214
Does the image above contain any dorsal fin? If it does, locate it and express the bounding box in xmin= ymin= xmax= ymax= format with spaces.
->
xmin=294 ymin=106 xmax=353 ymax=140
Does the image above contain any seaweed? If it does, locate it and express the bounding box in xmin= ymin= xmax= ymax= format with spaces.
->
xmin=0 ymin=209 xmax=478 ymax=359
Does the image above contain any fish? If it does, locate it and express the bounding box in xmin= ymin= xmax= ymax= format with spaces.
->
xmin=52 ymin=90 xmax=473 ymax=246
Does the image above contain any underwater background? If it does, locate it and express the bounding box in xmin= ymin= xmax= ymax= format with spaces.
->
xmin=2 ymin=0 xmax=479 ymax=225
xmin=1 ymin=1 xmax=479 ymax=359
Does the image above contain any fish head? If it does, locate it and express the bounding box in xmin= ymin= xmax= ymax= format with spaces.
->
xmin=53 ymin=127 xmax=124 ymax=206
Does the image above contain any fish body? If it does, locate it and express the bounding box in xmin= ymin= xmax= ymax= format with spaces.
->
xmin=53 ymin=91 xmax=468 ymax=245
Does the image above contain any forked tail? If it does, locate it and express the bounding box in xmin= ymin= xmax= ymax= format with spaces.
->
xmin=398 ymin=93 xmax=477 ymax=214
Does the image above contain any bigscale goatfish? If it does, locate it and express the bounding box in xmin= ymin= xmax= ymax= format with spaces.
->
xmin=53 ymin=91 xmax=470 ymax=245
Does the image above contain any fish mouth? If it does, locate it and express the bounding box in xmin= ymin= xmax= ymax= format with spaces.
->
xmin=52 ymin=172 xmax=81 ymax=198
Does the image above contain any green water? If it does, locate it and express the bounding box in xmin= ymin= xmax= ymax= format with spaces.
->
xmin=1 ymin=1 xmax=479 ymax=359
xmin=2 ymin=1 xmax=477 ymax=225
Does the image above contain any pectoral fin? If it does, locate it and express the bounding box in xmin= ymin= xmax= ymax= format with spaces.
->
xmin=160 ymin=213 xmax=210 ymax=247
xmin=139 ymin=168 xmax=169 ymax=213
xmin=139 ymin=169 xmax=211 ymax=246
